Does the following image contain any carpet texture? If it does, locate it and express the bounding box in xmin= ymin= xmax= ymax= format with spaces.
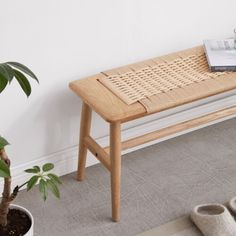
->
xmin=14 ymin=118 xmax=236 ymax=236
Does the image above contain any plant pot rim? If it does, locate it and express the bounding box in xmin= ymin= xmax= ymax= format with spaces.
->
xmin=10 ymin=204 xmax=34 ymax=235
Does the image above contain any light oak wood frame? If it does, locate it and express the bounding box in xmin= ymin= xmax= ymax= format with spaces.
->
xmin=77 ymin=101 xmax=236 ymax=222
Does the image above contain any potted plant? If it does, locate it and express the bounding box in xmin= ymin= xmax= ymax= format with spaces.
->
xmin=0 ymin=62 xmax=61 ymax=236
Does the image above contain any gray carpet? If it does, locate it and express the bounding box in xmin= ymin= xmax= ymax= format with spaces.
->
xmin=15 ymin=118 xmax=236 ymax=236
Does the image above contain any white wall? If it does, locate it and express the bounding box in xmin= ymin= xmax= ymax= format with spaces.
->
xmin=1 ymin=0 xmax=236 ymax=171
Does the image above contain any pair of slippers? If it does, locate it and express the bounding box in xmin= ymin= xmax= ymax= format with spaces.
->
xmin=191 ymin=196 xmax=236 ymax=236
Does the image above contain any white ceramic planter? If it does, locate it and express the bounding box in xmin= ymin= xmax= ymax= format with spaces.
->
xmin=10 ymin=204 xmax=34 ymax=236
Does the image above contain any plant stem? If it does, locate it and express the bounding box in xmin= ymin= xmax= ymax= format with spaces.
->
xmin=0 ymin=148 xmax=13 ymax=227
xmin=17 ymin=181 xmax=28 ymax=191
xmin=8 ymin=182 xmax=29 ymax=205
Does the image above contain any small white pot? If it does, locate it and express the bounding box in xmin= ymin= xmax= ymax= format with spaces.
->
xmin=10 ymin=204 xmax=34 ymax=236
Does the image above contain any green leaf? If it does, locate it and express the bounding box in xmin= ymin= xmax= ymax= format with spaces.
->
xmin=33 ymin=166 xmax=40 ymax=173
xmin=0 ymin=160 xmax=10 ymax=178
xmin=7 ymin=62 xmax=39 ymax=83
xmin=42 ymin=163 xmax=54 ymax=172
xmin=39 ymin=179 xmax=47 ymax=201
xmin=0 ymin=64 xmax=10 ymax=81
xmin=24 ymin=164 xmax=40 ymax=173
xmin=0 ymin=137 xmax=9 ymax=149
xmin=27 ymin=176 xmax=39 ymax=191
xmin=13 ymin=69 xmax=31 ymax=97
xmin=47 ymin=179 xmax=60 ymax=199
xmin=47 ymin=173 xmax=62 ymax=184
xmin=2 ymin=64 xmax=14 ymax=82
xmin=24 ymin=168 xmax=39 ymax=173
xmin=0 ymin=76 xmax=8 ymax=93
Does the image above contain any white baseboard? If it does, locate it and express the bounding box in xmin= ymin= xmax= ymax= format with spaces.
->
xmin=2 ymin=92 xmax=236 ymax=193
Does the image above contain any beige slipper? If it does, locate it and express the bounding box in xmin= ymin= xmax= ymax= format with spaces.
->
xmin=229 ymin=196 xmax=236 ymax=214
xmin=191 ymin=203 xmax=236 ymax=236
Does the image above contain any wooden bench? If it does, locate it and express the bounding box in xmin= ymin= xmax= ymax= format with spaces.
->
xmin=69 ymin=46 xmax=236 ymax=222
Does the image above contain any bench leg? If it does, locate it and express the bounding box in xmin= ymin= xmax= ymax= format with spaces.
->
xmin=77 ymin=102 xmax=92 ymax=181
xmin=110 ymin=122 xmax=121 ymax=222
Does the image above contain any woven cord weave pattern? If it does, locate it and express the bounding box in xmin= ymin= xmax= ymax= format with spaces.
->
xmin=99 ymin=51 xmax=227 ymax=105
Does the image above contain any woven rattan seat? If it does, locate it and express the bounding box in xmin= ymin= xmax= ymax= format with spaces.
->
xmin=100 ymin=49 xmax=227 ymax=105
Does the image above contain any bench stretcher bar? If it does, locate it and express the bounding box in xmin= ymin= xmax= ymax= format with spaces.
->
xmin=87 ymin=105 xmax=236 ymax=171
xmin=84 ymin=136 xmax=111 ymax=171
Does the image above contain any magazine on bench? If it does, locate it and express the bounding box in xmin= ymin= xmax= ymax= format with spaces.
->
xmin=203 ymin=39 xmax=236 ymax=72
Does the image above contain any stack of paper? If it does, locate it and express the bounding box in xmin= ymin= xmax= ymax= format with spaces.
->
xmin=204 ymin=39 xmax=236 ymax=72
